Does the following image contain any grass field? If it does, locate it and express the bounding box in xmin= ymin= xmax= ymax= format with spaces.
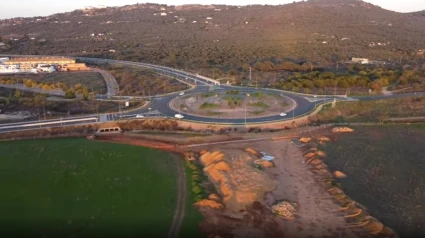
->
xmin=0 ymin=138 xmax=178 ymax=238
xmin=41 ymin=72 xmax=107 ymax=94
xmin=322 ymin=125 xmax=425 ymax=237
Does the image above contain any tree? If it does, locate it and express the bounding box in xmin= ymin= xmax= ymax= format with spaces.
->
xmin=65 ymin=90 xmax=76 ymax=99
xmin=14 ymin=89 xmax=21 ymax=98
xmin=82 ymin=86 xmax=90 ymax=100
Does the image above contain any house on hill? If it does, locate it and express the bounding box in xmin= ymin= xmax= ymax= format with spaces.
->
xmin=351 ymin=57 xmax=369 ymax=64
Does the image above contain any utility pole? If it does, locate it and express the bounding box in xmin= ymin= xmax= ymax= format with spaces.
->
xmin=38 ymin=108 xmax=41 ymax=128
xmin=249 ymin=67 xmax=252 ymax=85
xmin=245 ymin=104 xmax=247 ymax=125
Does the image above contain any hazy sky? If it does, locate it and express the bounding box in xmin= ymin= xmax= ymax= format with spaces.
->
xmin=1 ymin=0 xmax=424 ymax=19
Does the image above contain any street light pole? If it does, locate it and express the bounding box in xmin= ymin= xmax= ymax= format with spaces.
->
xmin=42 ymin=102 xmax=46 ymax=120
xmin=244 ymin=106 xmax=247 ymax=125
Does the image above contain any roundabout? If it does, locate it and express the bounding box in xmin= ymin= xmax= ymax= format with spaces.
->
xmin=169 ymin=90 xmax=297 ymax=119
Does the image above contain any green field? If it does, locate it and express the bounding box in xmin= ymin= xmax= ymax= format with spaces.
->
xmin=0 ymin=138 xmax=179 ymax=238
xmin=322 ymin=125 xmax=425 ymax=237
xmin=41 ymin=72 xmax=107 ymax=94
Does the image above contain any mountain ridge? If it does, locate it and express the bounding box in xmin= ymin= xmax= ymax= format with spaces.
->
xmin=0 ymin=2 xmax=424 ymax=69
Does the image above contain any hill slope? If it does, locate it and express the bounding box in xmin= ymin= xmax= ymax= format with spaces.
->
xmin=1 ymin=0 xmax=425 ymax=69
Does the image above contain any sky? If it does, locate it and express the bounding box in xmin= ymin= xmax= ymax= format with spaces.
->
xmin=1 ymin=0 xmax=424 ymax=19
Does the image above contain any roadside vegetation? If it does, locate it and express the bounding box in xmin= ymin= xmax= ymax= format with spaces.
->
xmin=314 ymin=96 xmax=425 ymax=123
xmin=0 ymin=88 xmax=143 ymax=120
xmin=94 ymin=64 xmax=188 ymax=96
xmin=0 ymin=72 xmax=105 ymax=99
xmin=0 ymin=138 xmax=178 ymax=238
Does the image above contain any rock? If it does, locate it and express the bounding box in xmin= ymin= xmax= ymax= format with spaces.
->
xmin=333 ymin=170 xmax=347 ymax=179
xmin=332 ymin=127 xmax=354 ymax=133
xmin=208 ymin=193 xmax=221 ymax=202
xmin=271 ymin=201 xmax=297 ymax=220
xmin=194 ymin=199 xmax=224 ymax=209
xmin=253 ymin=159 xmax=274 ymax=168
xmin=299 ymin=137 xmax=312 ymax=143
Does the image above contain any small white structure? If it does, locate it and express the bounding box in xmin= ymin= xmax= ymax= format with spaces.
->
xmin=351 ymin=58 xmax=369 ymax=64
xmin=37 ymin=64 xmax=56 ymax=73
xmin=160 ymin=12 xmax=167 ymax=16
xmin=206 ymin=17 xmax=212 ymax=20
xmin=192 ymin=21 xmax=197 ymax=23
xmin=109 ymin=49 xmax=116 ymax=53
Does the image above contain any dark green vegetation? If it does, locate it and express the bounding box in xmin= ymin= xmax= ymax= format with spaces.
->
xmin=97 ymin=64 xmax=188 ymax=96
xmin=179 ymin=161 xmax=206 ymax=238
xmin=0 ymin=138 xmax=178 ymax=238
xmin=314 ymin=96 xmax=425 ymax=123
xmin=322 ymin=125 xmax=425 ymax=237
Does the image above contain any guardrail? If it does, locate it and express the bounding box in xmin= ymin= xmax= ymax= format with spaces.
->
xmin=0 ymin=117 xmax=98 ymax=130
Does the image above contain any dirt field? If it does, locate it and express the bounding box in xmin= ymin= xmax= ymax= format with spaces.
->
xmin=191 ymin=140 xmax=376 ymax=238
xmin=318 ymin=125 xmax=425 ymax=238
xmin=171 ymin=91 xmax=294 ymax=118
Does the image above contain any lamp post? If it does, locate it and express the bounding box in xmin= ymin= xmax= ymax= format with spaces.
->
xmin=245 ymin=104 xmax=247 ymax=125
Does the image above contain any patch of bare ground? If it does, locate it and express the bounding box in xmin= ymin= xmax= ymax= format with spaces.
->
xmin=190 ymin=138 xmax=387 ymax=238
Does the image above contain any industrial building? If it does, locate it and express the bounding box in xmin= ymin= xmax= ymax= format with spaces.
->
xmin=0 ymin=57 xmax=90 ymax=74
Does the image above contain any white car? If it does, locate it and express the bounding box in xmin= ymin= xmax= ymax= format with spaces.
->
xmin=175 ymin=114 xmax=184 ymax=119
xmin=179 ymin=92 xmax=185 ymax=96
xmin=135 ymin=114 xmax=144 ymax=118
xmin=279 ymin=113 xmax=287 ymax=117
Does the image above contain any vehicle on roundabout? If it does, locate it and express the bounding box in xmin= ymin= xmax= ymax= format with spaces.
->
xmin=175 ymin=114 xmax=184 ymax=119
xmin=135 ymin=114 xmax=144 ymax=118
xmin=179 ymin=92 xmax=185 ymax=96
xmin=279 ymin=113 xmax=287 ymax=117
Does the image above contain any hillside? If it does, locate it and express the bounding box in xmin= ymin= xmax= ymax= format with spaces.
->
xmin=1 ymin=0 xmax=425 ymax=71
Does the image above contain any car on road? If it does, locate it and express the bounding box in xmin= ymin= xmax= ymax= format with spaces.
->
xmin=175 ymin=114 xmax=184 ymax=119
xmin=279 ymin=113 xmax=287 ymax=117
xmin=135 ymin=114 xmax=144 ymax=118
xmin=179 ymin=92 xmax=185 ymax=96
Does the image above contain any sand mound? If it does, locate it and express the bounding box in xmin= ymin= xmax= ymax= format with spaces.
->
xmin=254 ymin=159 xmax=274 ymax=169
xmin=195 ymin=199 xmax=224 ymax=210
xmin=215 ymin=161 xmax=232 ymax=171
xmin=332 ymin=127 xmax=354 ymax=133
xmin=318 ymin=136 xmax=331 ymax=142
xmin=304 ymin=152 xmax=316 ymax=159
xmin=201 ymin=150 xmax=277 ymax=212
xmin=315 ymin=150 xmax=327 ymax=157
xmin=200 ymin=151 xmax=224 ymax=167
xmin=208 ymin=193 xmax=221 ymax=202
xmin=299 ymin=137 xmax=312 ymax=143
xmin=245 ymin=148 xmax=261 ymax=157
xmin=333 ymin=171 xmax=347 ymax=179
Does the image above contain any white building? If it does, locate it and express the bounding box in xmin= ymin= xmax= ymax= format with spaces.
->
xmin=351 ymin=58 xmax=369 ymax=64
xmin=160 ymin=13 xmax=167 ymax=16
